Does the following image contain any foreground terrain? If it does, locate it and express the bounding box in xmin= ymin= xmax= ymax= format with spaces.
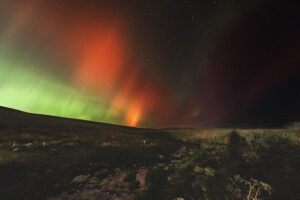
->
xmin=0 ymin=107 xmax=299 ymax=200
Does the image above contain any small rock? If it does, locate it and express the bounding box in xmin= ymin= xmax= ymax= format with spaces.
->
xmin=159 ymin=155 xmax=166 ymax=160
xmin=72 ymin=175 xmax=89 ymax=183
xmin=42 ymin=142 xmax=47 ymax=148
xmin=13 ymin=147 xmax=22 ymax=152
xmin=26 ymin=143 xmax=34 ymax=148
xmin=173 ymin=153 xmax=182 ymax=158
xmin=171 ymin=160 xmax=181 ymax=164
xmin=12 ymin=142 xmax=20 ymax=148
xmin=101 ymin=142 xmax=111 ymax=147
xmin=65 ymin=142 xmax=75 ymax=147
xmin=51 ymin=140 xmax=62 ymax=145
xmin=100 ymin=179 xmax=109 ymax=185
xmin=89 ymin=177 xmax=100 ymax=183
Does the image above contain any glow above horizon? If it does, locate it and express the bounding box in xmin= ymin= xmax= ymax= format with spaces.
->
xmin=0 ymin=0 xmax=298 ymax=127
xmin=0 ymin=1 xmax=168 ymax=127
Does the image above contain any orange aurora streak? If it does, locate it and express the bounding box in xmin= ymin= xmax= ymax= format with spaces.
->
xmin=67 ymin=19 xmax=170 ymax=126
xmin=107 ymin=69 xmax=165 ymax=127
xmin=126 ymin=101 xmax=143 ymax=127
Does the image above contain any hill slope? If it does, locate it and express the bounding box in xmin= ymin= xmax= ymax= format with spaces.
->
xmin=0 ymin=107 xmax=178 ymax=200
xmin=0 ymin=106 xmax=299 ymax=200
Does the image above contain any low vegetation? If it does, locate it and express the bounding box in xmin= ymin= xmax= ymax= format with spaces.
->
xmin=0 ymin=108 xmax=299 ymax=199
xmin=142 ymin=131 xmax=300 ymax=200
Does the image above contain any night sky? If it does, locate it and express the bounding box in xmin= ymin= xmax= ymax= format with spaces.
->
xmin=0 ymin=0 xmax=299 ymax=128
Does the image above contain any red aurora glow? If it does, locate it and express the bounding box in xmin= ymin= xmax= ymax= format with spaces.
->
xmin=65 ymin=19 xmax=172 ymax=126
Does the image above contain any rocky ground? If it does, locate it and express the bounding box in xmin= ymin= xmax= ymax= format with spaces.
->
xmin=45 ymin=145 xmax=195 ymax=200
xmin=0 ymin=134 xmax=197 ymax=200
xmin=2 ymin=107 xmax=298 ymax=200
xmin=0 ymin=130 xmax=195 ymax=200
xmin=48 ymin=169 xmax=148 ymax=200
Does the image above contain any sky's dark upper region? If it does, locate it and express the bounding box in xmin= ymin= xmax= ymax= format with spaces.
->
xmin=0 ymin=0 xmax=299 ymax=128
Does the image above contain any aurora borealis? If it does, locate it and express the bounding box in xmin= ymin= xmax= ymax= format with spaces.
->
xmin=0 ymin=0 xmax=299 ymax=127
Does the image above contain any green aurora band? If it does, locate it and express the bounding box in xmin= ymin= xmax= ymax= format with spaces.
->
xmin=0 ymin=55 xmax=122 ymax=124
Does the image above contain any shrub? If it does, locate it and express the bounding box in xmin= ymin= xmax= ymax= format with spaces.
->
xmin=143 ymin=132 xmax=300 ymax=200
xmin=287 ymin=122 xmax=300 ymax=129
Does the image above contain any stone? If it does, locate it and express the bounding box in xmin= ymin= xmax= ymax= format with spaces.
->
xmin=89 ymin=177 xmax=100 ymax=183
xmin=42 ymin=142 xmax=47 ymax=148
xmin=101 ymin=142 xmax=111 ymax=147
xmin=65 ymin=142 xmax=75 ymax=147
xmin=13 ymin=147 xmax=22 ymax=152
xmin=72 ymin=175 xmax=89 ymax=183
xmin=12 ymin=142 xmax=20 ymax=148
xmin=159 ymin=155 xmax=166 ymax=160
xmin=26 ymin=143 xmax=34 ymax=149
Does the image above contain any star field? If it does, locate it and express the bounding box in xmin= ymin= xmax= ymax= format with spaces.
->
xmin=0 ymin=0 xmax=299 ymax=127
